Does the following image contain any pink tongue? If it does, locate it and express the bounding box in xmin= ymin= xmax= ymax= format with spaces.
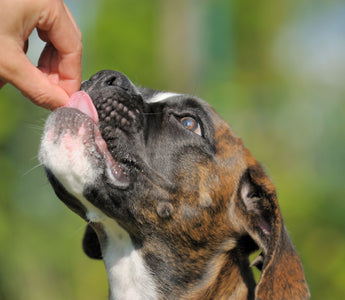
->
xmin=65 ymin=91 xmax=99 ymax=124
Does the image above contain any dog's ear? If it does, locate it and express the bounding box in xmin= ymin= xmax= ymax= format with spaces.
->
xmin=232 ymin=165 xmax=310 ymax=300
xmin=82 ymin=225 xmax=102 ymax=260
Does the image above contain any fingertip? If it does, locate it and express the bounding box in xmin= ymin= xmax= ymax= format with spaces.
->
xmin=62 ymin=78 xmax=82 ymax=98
xmin=22 ymin=79 xmax=70 ymax=110
xmin=41 ymin=90 xmax=70 ymax=110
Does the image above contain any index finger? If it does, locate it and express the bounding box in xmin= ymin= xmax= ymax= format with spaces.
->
xmin=37 ymin=0 xmax=82 ymax=95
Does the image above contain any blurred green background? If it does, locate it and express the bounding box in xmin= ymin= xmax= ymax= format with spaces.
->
xmin=0 ymin=0 xmax=344 ymax=299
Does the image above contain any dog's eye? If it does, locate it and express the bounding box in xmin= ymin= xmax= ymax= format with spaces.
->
xmin=180 ymin=117 xmax=202 ymax=136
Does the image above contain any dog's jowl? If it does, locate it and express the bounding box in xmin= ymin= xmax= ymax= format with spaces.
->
xmin=39 ymin=70 xmax=310 ymax=300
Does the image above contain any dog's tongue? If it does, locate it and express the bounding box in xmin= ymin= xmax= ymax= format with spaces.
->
xmin=65 ymin=91 xmax=99 ymax=124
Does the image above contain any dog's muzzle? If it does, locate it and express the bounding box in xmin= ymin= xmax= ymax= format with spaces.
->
xmin=81 ymin=70 xmax=145 ymax=137
xmin=39 ymin=71 xmax=149 ymax=205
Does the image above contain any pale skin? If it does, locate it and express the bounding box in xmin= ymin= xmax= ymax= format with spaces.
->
xmin=0 ymin=0 xmax=82 ymax=110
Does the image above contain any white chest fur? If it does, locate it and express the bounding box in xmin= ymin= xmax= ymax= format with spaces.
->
xmin=76 ymin=199 xmax=158 ymax=300
xmin=101 ymin=218 xmax=158 ymax=300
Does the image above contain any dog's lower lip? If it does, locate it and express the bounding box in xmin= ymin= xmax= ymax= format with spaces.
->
xmin=94 ymin=125 xmax=130 ymax=188
xmin=106 ymin=164 xmax=130 ymax=188
xmin=66 ymin=91 xmax=130 ymax=187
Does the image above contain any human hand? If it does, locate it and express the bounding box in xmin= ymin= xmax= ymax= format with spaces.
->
xmin=0 ymin=0 xmax=82 ymax=110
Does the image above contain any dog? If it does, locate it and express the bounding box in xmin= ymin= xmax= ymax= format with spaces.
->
xmin=39 ymin=70 xmax=310 ymax=300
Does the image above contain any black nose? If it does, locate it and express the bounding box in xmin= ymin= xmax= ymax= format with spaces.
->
xmin=87 ymin=70 xmax=135 ymax=92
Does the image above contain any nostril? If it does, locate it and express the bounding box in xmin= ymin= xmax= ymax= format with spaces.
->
xmin=105 ymin=76 xmax=118 ymax=86
xmin=87 ymin=70 xmax=132 ymax=91
xmin=103 ymin=74 xmax=129 ymax=91
xmin=103 ymin=75 xmax=127 ymax=89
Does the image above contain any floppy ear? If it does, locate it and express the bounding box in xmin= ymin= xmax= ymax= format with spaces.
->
xmin=82 ymin=225 xmax=102 ymax=260
xmin=233 ymin=165 xmax=310 ymax=300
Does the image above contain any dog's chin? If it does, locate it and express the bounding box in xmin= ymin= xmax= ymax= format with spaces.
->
xmin=39 ymin=101 xmax=131 ymax=220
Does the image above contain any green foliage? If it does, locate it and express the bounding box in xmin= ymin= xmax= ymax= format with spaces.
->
xmin=1 ymin=0 xmax=344 ymax=299
xmin=82 ymin=0 xmax=160 ymax=87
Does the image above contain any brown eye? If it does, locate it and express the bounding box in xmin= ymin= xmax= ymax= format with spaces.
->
xmin=180 ymin=117 xmax=202 ymax=136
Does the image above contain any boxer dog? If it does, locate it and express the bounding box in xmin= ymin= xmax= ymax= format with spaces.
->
xmin=39 ymin=70 xmax=310 ymax=300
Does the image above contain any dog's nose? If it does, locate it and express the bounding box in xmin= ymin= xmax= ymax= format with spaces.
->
xmin=88 ymin=70 xmax=135 ymax=91
xmin=83 ymin=70 xmax=145 ymax=135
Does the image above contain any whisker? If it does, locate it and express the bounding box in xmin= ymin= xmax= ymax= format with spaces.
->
xmin=26 ymin=124 xmax=44 ymax=132
xmin=69 ymin=223 xmax=87 ymax=238
xmin=22 ymin=162 xmax=43 ymax=176
xmin=29 ymin=154 xmax=39 ymax=161
xmin=24 ymin=119 xmax=47 ymax=134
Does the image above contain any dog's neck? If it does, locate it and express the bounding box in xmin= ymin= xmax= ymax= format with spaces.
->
xmin=148 ymin=240 xmax=255 ymax=300
xmin=187 ymin=250 xmax=256 ymax=299
xmin=99 ymin=219 xmax=158 ymax=300
xmin=98 ymin=218 xmax=255 ymax=300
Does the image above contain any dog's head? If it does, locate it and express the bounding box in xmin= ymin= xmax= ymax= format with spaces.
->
xmin=39 ymin=70 xmax=309 ymax=299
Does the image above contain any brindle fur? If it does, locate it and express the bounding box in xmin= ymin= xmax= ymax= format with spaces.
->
xmin=42 ymin=71 xmax=310 ymax=300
